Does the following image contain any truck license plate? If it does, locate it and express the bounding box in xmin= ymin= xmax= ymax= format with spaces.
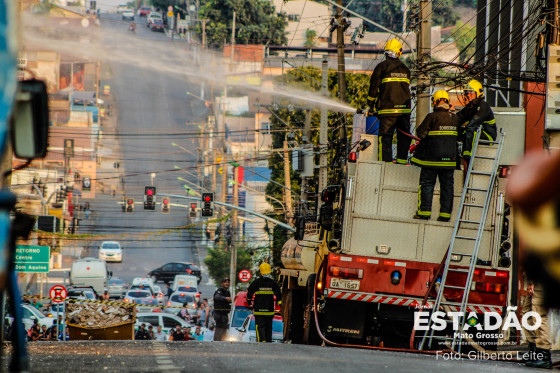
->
xmin=330 ymin=278 xmax=360 ymax=291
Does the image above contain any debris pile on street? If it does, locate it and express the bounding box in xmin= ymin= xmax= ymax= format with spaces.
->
xmin=67 ymin=302 xmax=135 ymax=327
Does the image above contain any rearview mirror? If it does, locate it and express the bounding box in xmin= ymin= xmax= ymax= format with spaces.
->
xmin=11 ymin=79 xmax=49 ymax=159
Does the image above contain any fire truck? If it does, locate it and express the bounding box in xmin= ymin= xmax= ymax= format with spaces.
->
xmin=279 ymin=110 xmax=525 ymax=349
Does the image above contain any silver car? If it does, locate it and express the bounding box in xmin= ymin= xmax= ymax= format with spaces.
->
xmin=124 ymin=290 xmax=153 ymax=305
xmin=107 ymin=277 xmax=128 ymax=298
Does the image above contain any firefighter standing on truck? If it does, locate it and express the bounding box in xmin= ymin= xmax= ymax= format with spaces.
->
xmin=411 ymin=90 xmax=460 ymax=222
xmin=367 ymin=38 xmax=412 ymax=164
xmin=246 ymin=263 xmax=281 ymax=342
xmin=456 ymin=79 xmax=497 ymax=165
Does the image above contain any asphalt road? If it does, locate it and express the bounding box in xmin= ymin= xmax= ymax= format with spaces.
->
xmin=77 ymin=13 xmax=215 ymax=297
xmin=3 ymin=341 xmax=540 ymax=373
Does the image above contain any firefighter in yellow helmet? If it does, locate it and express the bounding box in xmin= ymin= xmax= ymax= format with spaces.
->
xmin=456 ymin=79 xmax=497 ymax=165
xmin=411 ymin=90 xmax=460 ymax=221
xmin=246 ymin=262 xmax=282 ymax=342
xmin=367 ymin=38 xmax=412 ymax=164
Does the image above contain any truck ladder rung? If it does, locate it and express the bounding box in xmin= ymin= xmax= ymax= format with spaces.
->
xmin=470 ymin=171 xmax=492 ymax=176
xmin=458 ymin=219 xmax=480 ymax=224
xmin=448 ymin=268 xmax=469 ymax=273
xmin=464 ymin=203 xmax=484 ymax=208
xmin=444 ymin=285 xmax=467 ymax=290
xmin=466 ymin=187 xmax=487 ymax=192
xmin=473 ymin=155 xmax=495 ymax=160
xmin=455 ymin=236 xmax=476 ymax=240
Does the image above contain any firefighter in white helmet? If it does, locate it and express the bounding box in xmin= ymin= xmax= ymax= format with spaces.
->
xmin=367 ymin=38 xmax=412 ymax=164
xmin=456 ymin=79 xmax=497 ymax=165
xmin=411 ymin=90 xmax=460 ymax=222
xmin=246 ymin=262 xmax=282 ymax=342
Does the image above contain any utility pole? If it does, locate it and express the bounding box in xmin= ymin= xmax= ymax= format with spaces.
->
xmin=283 ymin=140 xmax=294 ymax=225
xmin=221 ymin=155 xmax=228 ymax=216
xmin=318 ymin=58 xmax=328 ymax=208
xmin=301 ymin=111 xmax=311 ymax=203
xmin=229 ymin=160 xmax=239 ymax=301
xmin=336 ymin=0 xmax=347 ymax=102
xmin=415 ymin=0 xmax=432 ymax=127
xmin=202 ymin=19 xmax=207 ymax=48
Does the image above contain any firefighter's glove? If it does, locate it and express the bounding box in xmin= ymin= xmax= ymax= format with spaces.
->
xmin=409 ymin=141 xmax=419 ymax=154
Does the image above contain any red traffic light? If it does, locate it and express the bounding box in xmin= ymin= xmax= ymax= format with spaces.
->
xmin=191 ymin=203 xmax=197 ymax=209
xmin=147 ymin=189 xmax=153 ymax=196
xmin=127 ymin=199 xmax=133 ymax=205
xmin=163 ymin=199 xmax=169 ymax=205
xmin=204 ymin=196 xmax=211 ymax=202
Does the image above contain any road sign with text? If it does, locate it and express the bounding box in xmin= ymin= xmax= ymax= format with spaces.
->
xmin=14 ymin=245 xmax=50 ymax=273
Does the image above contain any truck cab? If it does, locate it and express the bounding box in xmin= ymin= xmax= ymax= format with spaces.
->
xmin=70 ymin=257 xmax=110 ymax=295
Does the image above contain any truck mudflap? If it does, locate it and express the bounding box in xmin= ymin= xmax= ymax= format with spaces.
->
xmin=325 ymin=290 xmax=504 ymax=314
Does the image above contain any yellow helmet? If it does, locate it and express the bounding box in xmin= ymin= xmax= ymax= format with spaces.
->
xmin=464 ymin=79 xmax=484 ymax=98
xmin=259 ymin=262 xmax=271 ymax=275
xmin=431 ymin=89 xmax=450 ymax=107
xmin=384 ymin=39 xmax=403 ymax=58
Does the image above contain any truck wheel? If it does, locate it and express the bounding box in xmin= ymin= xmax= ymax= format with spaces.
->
xmin=302 ymin=274 xmax=322 ymax=345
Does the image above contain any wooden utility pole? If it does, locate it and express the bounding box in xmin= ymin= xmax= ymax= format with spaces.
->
xmin=318 ymin=59 xmax=328 ymax=208
xmin=230 ymin=11 xmax=236 ymax=62
xmin=336 ymin=0 xmax=347 ymax=102
xmin=301 ymin=111 xmax=312 ymax=203
xmin=229 ymin=160 xmax=239 ymax=301
xmin=415 ymin=0 xmax=432 ymax=127
xmin=202 ymin=19 xmax=207 ymax=48
xmin=221 ymin=155 xmax=228 ymax=215
xmin=283 ymin=140 xmax=294 ymax=225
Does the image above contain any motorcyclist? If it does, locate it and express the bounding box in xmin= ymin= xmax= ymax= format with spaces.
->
xmin=129 ymin=21 xmax=136 ymax=32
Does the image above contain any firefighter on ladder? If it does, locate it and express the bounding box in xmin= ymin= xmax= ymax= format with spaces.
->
xmin=456 ymin=79 xmax=497 ymax=166
xmin=366 ymin=38 xmax=412 ymax=164
xmin=411 ymin=90 xmax=460 ymax=222
xmin=246 ymin=263 xmax=281 ymax=342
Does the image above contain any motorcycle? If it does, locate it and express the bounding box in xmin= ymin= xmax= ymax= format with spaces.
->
xmin=129 ymin=23 xmax=136 ymax=32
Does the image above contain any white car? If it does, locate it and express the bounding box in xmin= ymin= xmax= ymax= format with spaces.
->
xmin=135 ymin=312 xmax=193 ymax=336
xmin=122 ymin=10 xmax=135 ymax=21
xmin=229 ymin=314 xmax=284 ymax=343
xmin=131 ymin=277 xmax=156 ymax=294
xmin=146 ymin=12 xmax=162 ymax=26
xmin=153 ymin=285 xmax=165 ymax=305
xmin=6 ymin=304 xmax=55 ymax=331
xmin=99 ymin=241 xmax=123 ymax=263
xmin=165 ymin=292 xmax=197 ymax=316
xmin=123 ymin=290 xmax=153 ymax=304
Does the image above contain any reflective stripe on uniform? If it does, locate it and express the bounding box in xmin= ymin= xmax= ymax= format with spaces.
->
xmin=417 ymin=210 xmax=431 ymax=216
xmin=396 ymin=158 xmax=407 ymax=164
xmin=410 ymin=157 xmax=456 ymax=167
xmin=378 ymin=136 xmax=383 ymax=161
xmin=440 ymin=212 xmax=451 ymax=218
xmin=378 ymin=108 xmax=411 ymax=114
xmin=482 ymin=131 xmax=493 ymax=141
xmin=254 ymin=291 xmax=274 ymax=295
xmin=417 ymin=185 xmax=422 ymax=213
xmin=254 ymin=311 xmax=275 ymax=316
xmin=381 ymin=77 xmax=410 ymax=84
xmin=367 ymin=96 xmax=376 ymax=101
xmin=427 ymin=131 xmax=458 ymax=136
xmin=483 ymin=119 xmax=496 ymax=125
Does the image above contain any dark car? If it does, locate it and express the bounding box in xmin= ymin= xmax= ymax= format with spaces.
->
xmin=139 ymin=6 xmax=151 ymax=17
xmin=148 ymin=262 xmax=202 ymax=284
xmin=150 ymin=20 xmax=164 ymax=32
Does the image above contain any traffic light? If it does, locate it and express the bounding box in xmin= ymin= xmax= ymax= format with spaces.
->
xmin=201 ymin=193 xmax=214 ymax=217
xmin=126 ymin=198 xmax=134 ymax=213
xmin=144 ymin=186 xmax=156 ymax=210
xmin=162 ymin=198 xmax=170 ymax=214
xmin=190 ymin=202 xmax=197 ymax=218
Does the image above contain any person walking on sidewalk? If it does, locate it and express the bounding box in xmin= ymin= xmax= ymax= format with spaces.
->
xmin=84 ymin=202 xmax=90 ymax=219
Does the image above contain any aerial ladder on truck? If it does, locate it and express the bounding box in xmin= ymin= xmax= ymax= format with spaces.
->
xmin=417 ymin=127 xmax=506 ymax=352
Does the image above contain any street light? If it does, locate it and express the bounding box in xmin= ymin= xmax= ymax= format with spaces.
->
xmin=174 ymin=165 xmax=199 ymax=180
xmin=171 ymin=142 xmax=199 ymax=158
xmin=177 ymin=177 xmax=202 ymax=196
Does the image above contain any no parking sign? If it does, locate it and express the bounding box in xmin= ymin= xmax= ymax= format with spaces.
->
xmin=238 ymin=269 xmax=251 ymax=282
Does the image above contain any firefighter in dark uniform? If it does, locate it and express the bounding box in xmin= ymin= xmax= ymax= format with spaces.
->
xmin=213 ymin=278 xmax=232 ymax=341
xmin=367 ymin=38 xmax=412 ymax=164
xmin=456 ymin=79 xmax=497 ymax=164
xmin=246 ymin=263 xmax=282 ymax=342
xmin=411 ymin=90 xmax=460 ymax=222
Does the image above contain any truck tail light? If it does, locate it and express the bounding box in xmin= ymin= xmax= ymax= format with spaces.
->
xmin=348 ymin=152 xmax=357 ymax=163
xmin=186 ymin=269 xmax=192 ymax=274
xmin=329 ymin=266 xmax=363 ymax=279
xmin=471 ymin=282 xmax=506 ymax=294
xmin=124 ymin=299 xmax=129 ymax=303
xmin=167 ymin=301 xmax=171 ymax=306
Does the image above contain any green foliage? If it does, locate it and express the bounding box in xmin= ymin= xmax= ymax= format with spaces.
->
xmin=347 ymin=0 xmax=459 ymax=31
xmin=304 ymin=29 xmax=317 ymax=48
xmin=452 ymin=21 xmax=476 ymax=63
xmin=204 ymin=242 xmax=253 ymax=286
xmin=198 ymin=0 xmax=287 ymax=48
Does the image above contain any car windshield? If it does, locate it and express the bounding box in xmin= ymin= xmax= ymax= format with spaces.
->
xmin=109 ymin=278 xmax=125 ymax=285
xmin=170 ymin=294 xmax=194 ymax=304
xmin=128 ymin=291 xmax=151 ymax=298
xmin=176 ymin=286 xmax=197 ymax=293
xmin=102 ymin=243 xmax=120 ymax=249
xmin=231 ymin=307 xmax=252 ymax=328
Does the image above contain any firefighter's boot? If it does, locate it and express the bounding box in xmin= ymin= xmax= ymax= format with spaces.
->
xmin=520 ymin=342 xmax=536 ymax=362
xmin=525 ymin=348 xmax=552 ymax=369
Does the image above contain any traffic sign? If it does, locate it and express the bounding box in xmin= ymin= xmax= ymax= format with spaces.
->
xmin=239 ymin=269 xmax=252 ymax=282
xmin=168 ymin=11 xmax=173 ymax=17
xmin=50 ymin=285 xmax=67 ymax=303
xmin=14 ymin=245 xmax=50 ymax=273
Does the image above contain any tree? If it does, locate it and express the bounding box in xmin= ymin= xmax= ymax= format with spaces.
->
xmin=204 ymin=242 xmax=253 ymax=286
xmin=453 ymin=21 xmax=476 ymax=63
xmin=304 ymin=28 xmax=317 ymax=48
xmin=198 ymin=0 xmax=287 ymax=48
